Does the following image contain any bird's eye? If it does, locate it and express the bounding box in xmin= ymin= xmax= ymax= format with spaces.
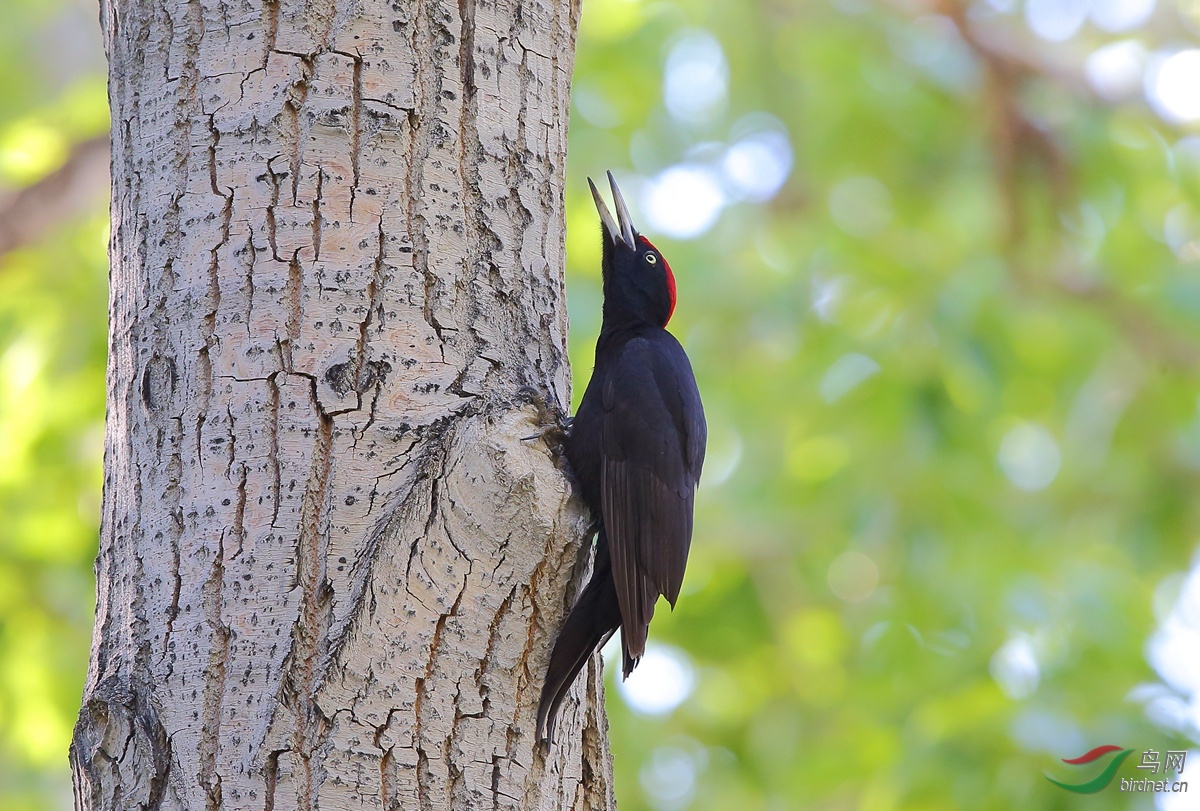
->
xmin=645 ymin=253 xmax=658 ymax=265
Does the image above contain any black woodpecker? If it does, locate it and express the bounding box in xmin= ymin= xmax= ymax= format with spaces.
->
xmin=536 ymin=172 xmax=706 ymax=743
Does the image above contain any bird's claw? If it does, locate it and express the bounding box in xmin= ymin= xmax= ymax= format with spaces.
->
xmin=517 ymin=386 xmax=572 ymax=453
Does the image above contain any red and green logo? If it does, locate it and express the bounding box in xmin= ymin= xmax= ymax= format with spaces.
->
xmin=1047 ymin=745 xmax=1135 ymax=794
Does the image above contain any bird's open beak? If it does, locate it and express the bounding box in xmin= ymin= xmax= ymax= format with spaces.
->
xmin=588 ymin=171 xmax=637 ymax=250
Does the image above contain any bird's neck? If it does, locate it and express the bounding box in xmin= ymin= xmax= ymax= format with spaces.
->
xmin=601 ymin=285 xmax=669 ymax=331
xmin=596 ymin=316 xmax=664 ymax=353
xmin=600 ymin=304 xmax=656 ymax=330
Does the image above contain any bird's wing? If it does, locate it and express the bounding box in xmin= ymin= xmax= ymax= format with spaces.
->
xmin=600 ymin=335 xmax=705 ymax=671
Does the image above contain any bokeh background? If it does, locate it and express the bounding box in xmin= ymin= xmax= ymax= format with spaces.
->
xmin=2 ymin=0 xmax=1199 ymax=807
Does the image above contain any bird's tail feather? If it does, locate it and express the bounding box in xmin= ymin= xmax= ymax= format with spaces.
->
xmin=536 ymin=534 xmax=621 ymax=744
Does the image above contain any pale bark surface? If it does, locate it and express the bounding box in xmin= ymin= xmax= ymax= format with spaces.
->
xmin=72 ymin=0 xmax=614 ymax=808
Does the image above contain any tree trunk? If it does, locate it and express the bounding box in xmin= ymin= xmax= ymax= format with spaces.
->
xmin=71 ymin=0 xmax=613 ymax=808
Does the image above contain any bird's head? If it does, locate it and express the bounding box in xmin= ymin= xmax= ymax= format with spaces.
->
xmin=590 ymin=171 xmax=677 ymax=328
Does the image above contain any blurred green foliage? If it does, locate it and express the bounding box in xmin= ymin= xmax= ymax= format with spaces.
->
xmin=567 ymin=0 xmax=1200 ymax=809
xmin=0 ymin=0 xmax=109 ymax=808
xmin=2 ymin=0 xmax=1199 ymax=808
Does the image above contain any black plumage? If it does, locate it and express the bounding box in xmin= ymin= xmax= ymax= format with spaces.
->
xmin=537 ymin=172 xmax=706 ymax=743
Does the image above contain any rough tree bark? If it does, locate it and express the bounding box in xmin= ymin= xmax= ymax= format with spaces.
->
xmin=70 ymin=0 xmax=614 ymax=808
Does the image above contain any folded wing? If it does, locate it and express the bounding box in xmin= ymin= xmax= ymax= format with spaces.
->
xmin=600 ymin=335 xmax=706 ymax=676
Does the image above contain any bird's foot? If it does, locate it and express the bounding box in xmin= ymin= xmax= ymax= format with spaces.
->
xmin=517 ymin=385 xmax=572 ymax=452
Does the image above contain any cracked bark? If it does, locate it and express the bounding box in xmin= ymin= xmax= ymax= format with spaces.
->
xmin=71 ymin=0 xmax=614 ymax=808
